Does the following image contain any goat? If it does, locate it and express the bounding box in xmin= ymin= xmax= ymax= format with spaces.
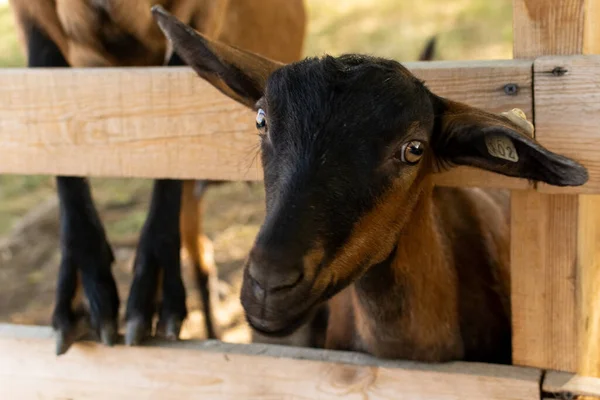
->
xmin=154 ymin=7 xmax=588 ymax=363
xmin=8 ymin=0 xmax=306 ymax=354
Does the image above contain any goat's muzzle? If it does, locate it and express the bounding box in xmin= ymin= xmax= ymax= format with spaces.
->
xmin=240 ymin=245 xmax=323 ymax=336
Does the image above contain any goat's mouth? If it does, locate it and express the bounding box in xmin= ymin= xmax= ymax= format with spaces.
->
xmin=240 ymin=266 xmax=327 ymax=338
xmin=244 ymin=271 xmax=364 ymax=337
xmin=244 ymin=306 xmax=316 ymax=337
xmin=240 ymin=252 xmax=363 ymax=338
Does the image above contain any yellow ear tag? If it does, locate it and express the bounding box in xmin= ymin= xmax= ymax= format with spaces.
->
xmin=485 ymin=134 xmax=519 ymax=162
xmin=486 ymin=108 xmax=534 ymax=163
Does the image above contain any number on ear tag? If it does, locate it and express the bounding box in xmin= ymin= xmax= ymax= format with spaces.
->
xmin=485 ymin=134 xmax=519 ymax=162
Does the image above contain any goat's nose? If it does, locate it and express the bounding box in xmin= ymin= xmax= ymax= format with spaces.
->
xmin=248 ymin=246 xmax=304 ymax=293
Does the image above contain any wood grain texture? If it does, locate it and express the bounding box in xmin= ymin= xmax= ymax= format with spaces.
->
xmin=0 ymin=324 xmax=543 ymax=400
xmin=543 ymin=371 xmax=600 ymax=398
xmin=513 ymin=0 xmax=585 ymax=58
xmin=578 ymin=1 xmax=600 ymax=390
xmin=534 ymin=55 xmax=600 ymax=194
xmin=584 ymin=0 xmax=600 ymax=54
xmin=0 ymin=60 xmax=532 ymax=188
xmin=510 ymin=191 xmax=579 ymax=371
xmin=510 ymin=0 xmax=585 ymax=373
xmin=578 ymin=195 xmax=600 ymax=380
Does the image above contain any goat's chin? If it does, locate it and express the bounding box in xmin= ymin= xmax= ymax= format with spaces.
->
xmin=245 ymin=305 xmax=317 ymax=338
xmin=244 ymin=276 xmax=355 ymax=338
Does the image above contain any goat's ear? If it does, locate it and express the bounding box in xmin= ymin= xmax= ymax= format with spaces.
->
xmin=430 ymin=96 xmax=588 ymax=187
xmin=418 ymin=36 xmax=437 ymax=61
xmin=152 ymin=5 xmax=283 ymax=108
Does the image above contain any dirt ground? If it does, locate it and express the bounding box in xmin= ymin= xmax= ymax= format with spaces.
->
xmin=0 ymin=181 xmax=266 ymax=345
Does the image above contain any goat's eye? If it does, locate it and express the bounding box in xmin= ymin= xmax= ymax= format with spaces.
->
xmin=256 ymin=109 xmax=267 ymax=134
xmin=399 ymin=140 xmax=424 ymax=165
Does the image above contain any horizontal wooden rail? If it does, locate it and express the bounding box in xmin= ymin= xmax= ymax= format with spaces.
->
xmin=0 ymin=59 xmax=534 ymax=189
xmin=0 ymin=324 xmax=544 ymax=400
xmin=2 ymin=323 xmax=598 ymax=399
xmin=0 ymin=56 xmax=598 ymax=192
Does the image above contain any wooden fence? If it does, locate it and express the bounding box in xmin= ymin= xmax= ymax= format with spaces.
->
xmin=0 ymin=324 xmax=587 ymax=399
xmin=2 ymin=0 xmax=600 ymax=399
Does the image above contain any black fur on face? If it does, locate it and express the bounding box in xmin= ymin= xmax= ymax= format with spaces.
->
xmin=236 ymin=55 xmax=438 ymax=335
xmin=255 ymin=55 xmax=434 ymax=262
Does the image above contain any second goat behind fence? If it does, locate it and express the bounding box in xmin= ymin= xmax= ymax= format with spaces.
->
xmin=9 ymin=0 xmax=306 ymax=354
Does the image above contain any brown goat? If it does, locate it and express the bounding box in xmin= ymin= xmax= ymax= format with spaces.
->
xmin=155 ymin=7 xmax=588 ymax=363
xmin=9 ymin=0 xmax=306 ymax=354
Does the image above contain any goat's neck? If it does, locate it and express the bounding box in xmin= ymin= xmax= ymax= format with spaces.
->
xmin=350 ymin=184 xmax=464 ymax=360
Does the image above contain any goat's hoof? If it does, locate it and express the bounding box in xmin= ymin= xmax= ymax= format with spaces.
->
xmin=54 ymin=317 xmax=90 ymax=356
xmin=125 ymin=317 xmax=151 ymax=346
xmin=55 ymin=334 xmax=73 ymax=356
xmin=156 ymin=316 xmax=183 ymax=341
xmin=99 ymin=320 xmax=118 ymax=347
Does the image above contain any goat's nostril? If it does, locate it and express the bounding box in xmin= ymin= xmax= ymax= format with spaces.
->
xmin=275 ymin=270 xmax=304 ymax=292
xmin=247 ymin=259 xmax=304 ymax=293
xmin=250 ymin=274 xmax=266 ymax=300
xmin=248 ymin=260 xmax=261 ymax=283
xmin=248 ymin=261 xmax=266 ymax=297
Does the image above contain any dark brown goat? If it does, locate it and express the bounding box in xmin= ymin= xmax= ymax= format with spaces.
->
xmin=9 ymin=0 xmax=306 ymax=354
xmin=155 ymin=7 xmax=588 ymax=363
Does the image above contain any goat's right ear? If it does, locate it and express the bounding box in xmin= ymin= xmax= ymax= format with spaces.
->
xmin=152 ymin=5 xmax=283 ymax=108
xmin=430 ymin=95 xmax=588 ymax=187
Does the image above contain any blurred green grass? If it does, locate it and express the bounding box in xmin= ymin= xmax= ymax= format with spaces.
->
xmin=0 ymin=4 xmax=25 ymax=67
xmin=0 ymin=0 xmax=513 ymax=238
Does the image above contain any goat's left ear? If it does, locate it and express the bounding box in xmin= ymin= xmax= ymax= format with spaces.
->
xmin=152 ymin=5 xmax=283 ymax=108
xmin=430 ymin=96 xmax=588 ymax=187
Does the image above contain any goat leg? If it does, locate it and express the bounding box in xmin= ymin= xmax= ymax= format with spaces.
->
xmin=125 ymin=179 xmax=186 ymax=345
xmin=23 ymin=21 xmax=121 ymax=355
xmin=181 ymin=180 xmax=220 ymax=339
xmin=54 ymin=177 xmax=120 ymax=354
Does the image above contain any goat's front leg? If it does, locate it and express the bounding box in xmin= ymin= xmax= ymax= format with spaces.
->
xmin=21 ymin=20 xmax=120 ymax=355
xmin=54 ymin=177 xmax=120 ymax=355
xmin=125 ymin=179 xmax=186 ymax=345
xmin=181 ymin=180 xmax=220 ymax=339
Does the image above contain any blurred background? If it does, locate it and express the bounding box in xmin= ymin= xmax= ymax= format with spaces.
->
xmin=0 ymin=0 xmax=513 ymax=343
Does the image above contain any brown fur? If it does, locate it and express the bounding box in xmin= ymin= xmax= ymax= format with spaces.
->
xmin=10 ymin=0 xmax=305 ymax=67
xmin=325 ymin=183 xmax=511 ymax=361
xmin=314 ymin=134 xmax=512 ymax=360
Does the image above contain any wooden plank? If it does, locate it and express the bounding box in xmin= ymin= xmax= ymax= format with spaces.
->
xmin=584 ymin=0 xmax=600 ymax=55
xmin=578 ymin=1 xmax=600 ymax=391
xmin=543 ymin=371 xmax=600 ymax=398
xmin=511 ymin=0 xmax=584 ymax=373
xmin=510 ymin=191 xmax=579 ymax=371
xmin=520 ymin=58 xmax=600 ymax=372
xmin=0 ymin=60 xmax=532 ymax=188
xmin=534 ymin=55 xmax=600 ymax=194
xmin=0 ymin=324 xmax=542 ymax=400
xmin=578 ymin=194 xmax=600 ymax=381
xmin=513 ymin=0 xmax=585 ymax=58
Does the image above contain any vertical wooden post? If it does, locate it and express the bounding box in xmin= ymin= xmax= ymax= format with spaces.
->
xmin=578 ymin=0 xmax=600 ymax=380
xmin=511 ymin=192 xmax=579 ymax=371
xmin=512 ymin=0 xmax=600 ymax=375
xmin=511 ymin=0 xmax=586 ymax=372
